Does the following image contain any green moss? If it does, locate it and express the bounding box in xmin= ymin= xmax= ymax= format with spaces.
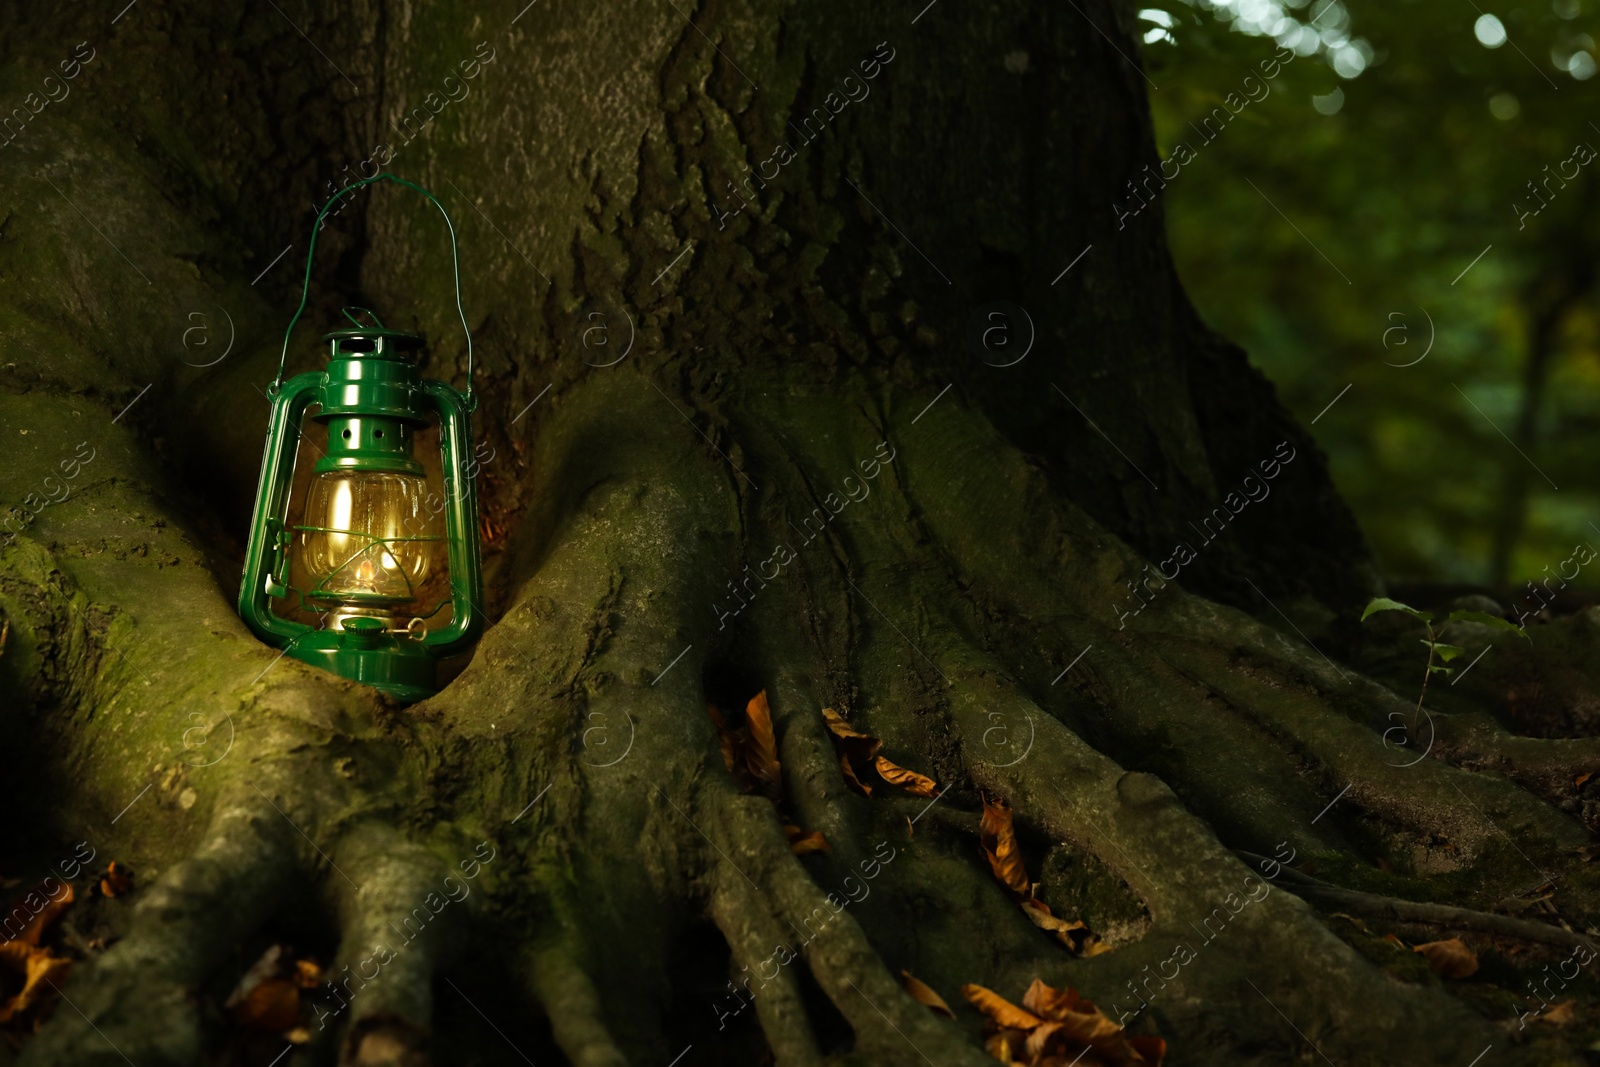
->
xmin=1035 ymin=842 xmax=1149 ymax=934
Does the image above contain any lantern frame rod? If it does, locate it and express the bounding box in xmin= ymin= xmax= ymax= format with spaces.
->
xmin=271 ymin=173 xmax=474 ymax=404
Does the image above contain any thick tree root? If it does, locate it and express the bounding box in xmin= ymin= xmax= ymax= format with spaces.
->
xmin=932 ymin=648 xmax=1501 ymax=1064
xmin=527 ymin=944 xmax=629 ymax=1067
xmin=1433 ymin=709 xmax=1600 ymax=781
xmin=1234 ymin=850 xmax=1599 ymax=952
xmin=18 ymin=791 xmax=301 ymax=1067
xmin=323 ymin=825 xmax=460 ymax=1066
xmin=709 ymin=869 xmax=825 ymax=1067
xmin=707 ymin=784 xmax=993 ymax=1067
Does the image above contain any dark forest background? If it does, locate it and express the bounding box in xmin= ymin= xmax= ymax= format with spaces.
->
xmin=1147 ymin=0 xmax=1599 ymax=601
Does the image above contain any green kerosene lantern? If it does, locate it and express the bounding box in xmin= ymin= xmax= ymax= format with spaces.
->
xmin=238 ymin=174 xmax=483 ymax=700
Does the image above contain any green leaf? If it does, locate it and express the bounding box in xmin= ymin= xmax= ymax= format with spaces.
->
xmin=1423 ymin=642 xmax=1467 ymax=661
xmin=1446 ymin=609 xmax=1529 ymax=639
xmin=1362 ymin=597 xmax=1432 ymax=624
xmin=1428 ymin=665 xmax=1455 ymax=676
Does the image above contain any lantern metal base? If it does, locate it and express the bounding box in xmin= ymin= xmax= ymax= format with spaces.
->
xmin=285 ymin=629 xmax=438 ymax=702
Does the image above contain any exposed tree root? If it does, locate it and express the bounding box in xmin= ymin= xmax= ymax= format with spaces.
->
xmin=1433 ymin=709 xmax=1600 ymax=781
xmin=708 ymin=785 xmax=992 ymax=1067
xmin=935 ymin=648 xmax=1500 ymax=1064
xmin=18 ymin=791 xmax=301 ymax=1067
xmin=527 ymin=943 xmax=629 ymax=1067
xmin=1235 ymin=850 xmax=1598 ymax=952
xmin=324 ymin=825 xmax=458 ymax=1065
xmin=709 ymin=869 xmax=825 ymax=1067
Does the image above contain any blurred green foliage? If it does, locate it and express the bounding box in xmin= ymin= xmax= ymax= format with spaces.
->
xmin=1139 ymin=0 xmax=1600 ymax=597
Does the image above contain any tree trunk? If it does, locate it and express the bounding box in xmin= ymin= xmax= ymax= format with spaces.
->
xmin=1 ymin=2 xmax=1594 ymax=1066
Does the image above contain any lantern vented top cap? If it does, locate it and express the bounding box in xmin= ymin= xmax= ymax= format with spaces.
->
xmin=323 ymin=327 xmax=425 ymax=360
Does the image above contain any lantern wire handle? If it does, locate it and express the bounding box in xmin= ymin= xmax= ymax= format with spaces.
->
xmin=270 ymin=173 xmax=474 ymax=405
xmin=341 ymin=306 xmax=386 ymax=329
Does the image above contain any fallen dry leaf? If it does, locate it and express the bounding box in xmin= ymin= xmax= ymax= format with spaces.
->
xmin=1020 ymin=900 xmax=1098 ymax=955
xmin=1576 ymin=772 xmax=1594 ymax=789
xmin=98 ymin=862 xmax=133 ymax=899
xmin=874 ymin=754 xmax=938 ymax=797
xmin=707 ymin=692 xmax=784 ymax=803
xmin=784 ymin=825 xmax=831 ymax=855
xmin=8 ymin=881 xmax=74 ymax=947
xmin=966 ymin=978 xmax=1165 ymax=1067
xmin=986 ymin=1029 xmax=1027 ymax=1064
xmin=0 ymin=941 xmax=72 ymax=1025
xmin=742 ymin=691 xmax=783 ymax=803
xmin=979 ymin=797 xmax=1033 ymax=900
xmin=230 ymin=978 xmax=301 ymax=1032
xmin=977 ymin=798 xmax=1105 ymax=957
xmin=821 ymin=707 xmax=939 ymax=799
xmin=963 ymin=983 xmax=1047 ymax=1031
xmin=838 ymin=752 xmax=873 ymax=796
xmin=226 ymin=945 xmax=321 ymax=1037
xmin=292 ymin=958 xmax=324 ymax=989
xmin=822 ymin=707 xmax=878 ymax=748
xmin=0 ymin=881 xmax=76 ymax=1028
xmin=1539 ymin=1000 xmax=1577 ymax=1026
xmin=1412 ymin=938 xmax=1479 ymax=979
xmin=901 ymin=970 xmax=955 ymax=1018
xmin=823 ymin=708 xmax=881 ymax=799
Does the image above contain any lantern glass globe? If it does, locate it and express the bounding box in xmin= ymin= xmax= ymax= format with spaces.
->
xmin=297 ymin=469 xmax=440 ymax=616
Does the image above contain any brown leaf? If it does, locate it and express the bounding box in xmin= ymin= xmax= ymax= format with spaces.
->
xmin=784 ymin=825 xmax=831 ymax=855
xmin=1020 ymin=900 xmax=1097 ymax=955
xmin=1413 ymin=938 xmax=1479 ymax=979
xmin=821 ymin=708 xmax=938 ymax=799
xmin=874 ymin=754 xmax=938 ymax=797
xmin=900 ymin=970 xmax=955 ymax=1018
xmin=7 ymin=881 xmax=74 ymax=947
xmin=292 ymin=958 xmax=324 ymax=989
xmin=822 ymin=707 xmax=880 ymax=750
xmin=0 ymin=940 xmax=72 ymax=1025
xmin=1026 ymin=1021 xmax=1068 ymax=1061
xmin=838 ymin=751 xmax=873 ymax=797
xmin=707 ymin=693 xmax=785 ymax=803
xmin=823 ymin=708 xmax=881 ymax=798
xmin=962 ymin=983 xmax=1046 ymax=1030
xmin=979 ymin=797 xmax=1032 ymax=900
xmin=986 ymin=978 xmax=1165 ymax=1067
xmin=99 ymin=862 xmax=133 ymax=899
xmin=1127 ymin=1036 xmax=1168 ymax=1065
xmin=986 ymin=1029 xmax=1027 ymax=1064
xmin=1023 ymin=979 xmax=1120 ymax=1042
xmin=743 ymin=691 xmax=783 ymax=803
xmin=1539 ymin=1000 xmax=1577 ymax=1026
xmin=1576 ymin=772 xmax=1593 ymax=789
xmin=231 ymin=977 xmax=301 ymax=1033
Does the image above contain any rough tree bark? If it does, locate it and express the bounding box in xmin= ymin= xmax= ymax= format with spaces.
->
xmin=3 ymin=2 xmax=1598 ymax=1066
